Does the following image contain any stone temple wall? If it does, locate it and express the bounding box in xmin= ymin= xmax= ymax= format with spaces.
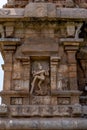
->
xmin=0 ymin=0 xmax=87 ymax=130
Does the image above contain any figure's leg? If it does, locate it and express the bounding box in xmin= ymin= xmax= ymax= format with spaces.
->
xmin=38 ymin=80 xmax=43 ymax=91
xmin=30 ymin=76 xmax=37 ymax=94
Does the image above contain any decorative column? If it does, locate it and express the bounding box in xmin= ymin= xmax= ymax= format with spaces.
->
xmin=0 ymin=38 xmax=20 ymax=104
xmin=62 ymin=38 xmax=83 ymax=104
xmin=21 ymin=57 xmax=30 ymax=92
xmin=3 ymin=50 xmax=14 ymax=91
xmin=50 ymin=56 xmax=60 ymax=105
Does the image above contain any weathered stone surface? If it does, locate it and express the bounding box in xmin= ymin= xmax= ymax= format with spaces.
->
xmin=0 ymin=8 xmax=24 ymax=17
xmin=0 ymin=0 xmax=87 ymax=129
xmin=24 ymin=3 xmax=56 ymax=17
xmin=72 ymin=104 xmax=82 ymax=116
xmin=0 ymin=7 xmax=87 ymax=20
xmin=0 ymin=118 xmax=87 ymax=130
xmin=0 ymin=104 xmax=8 ymax=115
xmin=9 ymin=105 xmax=82 ymax=117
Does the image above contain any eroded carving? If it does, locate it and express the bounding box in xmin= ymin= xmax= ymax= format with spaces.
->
xmin=10 ymin=105 xmax=71 ymax=117
xmin=58 ymin=98 xmax=70 ymax=105
xmin=0 ymin=9 xmax=10 ymax=15
xmin=13 ymin=72 xmax=21 ymax=80
xmin=0 ymin=104 xmax=8 ymax=114
xmin=31 ymin=96 xmax=51 ymax=105
xmin=75 ymin=23 xmax=83 ymax=39
xmin=30 ymin=61 xmax=50 ymax=95
xmin=66 ymin=22 xmax=75 ymax=38
xmin=11 ymin=97 xmax=23 ymax=105
xmin=13 ymin=80 xmax=23 ymax=90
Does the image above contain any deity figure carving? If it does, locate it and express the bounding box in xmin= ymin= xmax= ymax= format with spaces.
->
xmin=30 ymin=63 xmax=49 ymax=95
xmin=75 ymin=23 xmax=83 ymax=39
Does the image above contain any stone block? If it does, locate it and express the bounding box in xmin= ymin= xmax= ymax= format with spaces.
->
xmin=22 ymin=80 xmax=29 ymax=91
xmin=52 ymin=106 xmax=60 ymax=116
xmin=15 ymin=29 xmax=24 ymax=38
xmin=11 ymin=97 xmax=23 ymax=105
xmin=10 ymin=106 xmax=19 ymax=116
xmin=5 ymin=26 xmax=14 ymax=37
xmin=82 ymin=106 xmax=87 ymax=115
xmin=40 ymin=105 xmax=52 ymax=117
xmin=58 ymin=106 xmax=71 ymax=117
xmin=59 ymin=8 xmax=87 ymax=19
xmin=68 ymin=64 xmax=77 ymax=72
xmin=0 ymin=104 xmax=8 ymax=115
xmin=67 ymin=52 xmax=76 ymax=63
xmin=13 ymin=72 xmax=21 ymax=80
xmin=31 ymin=96 xmax=51 ymax=105
xmin=53 ymin=106 xmax=70 ymax=117
xmin=10 ymin=105 xmax=73 ymax=117
xmin=24 ymin=3 xmax=47 ymax=17
xmin=24 ymin=3 xmax=56 ymax=17
xmin=47 ymin=3 xmax=56 ymax=17
xmin=69 ymin=72 xmax=77 ymax=78
xmin=72 ymin=104 xmax=82 ymax=116
xmin=69 ymin=78 xmax=77 ymax=89
xmin=58 ymin=97 xmax=70 ymax=105
xmin=13 ymin=80 xmax=23 ymax=91
xmin=29 ymin=105 xmax=39 ymax=116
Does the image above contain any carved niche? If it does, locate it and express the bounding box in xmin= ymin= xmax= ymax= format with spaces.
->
xmin=30 ymin=59 xmax=50 ymax=96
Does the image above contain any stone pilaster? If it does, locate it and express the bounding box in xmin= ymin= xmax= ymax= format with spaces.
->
xmin=50 ymin=56 xmax=60 ymax=105
xmin=22 ymin=57 xmax=30 ymax=91
xmin=0 ymin=38 xmax=20 ymax=91
xmin=3 ymin=51 xmax=13 ymax=91
xmin=60 ymin=38 xmax=83 ymax=90
xmin=61 ymin=38 xmax=83 ymax=104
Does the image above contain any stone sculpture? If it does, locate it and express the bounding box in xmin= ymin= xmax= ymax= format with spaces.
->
xmin=0 ymin=0 xmax=87 ymax=129
xmin=30 ymin=63 xmax=49 ymax=94
xmin=75 ymin=23 xmax=83 ymax=39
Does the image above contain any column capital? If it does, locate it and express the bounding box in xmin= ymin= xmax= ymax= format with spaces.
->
xmin=60 ymin=38 xmax=84 ymax=51
xmin=50 ymin=56 xmax=61 ymax=62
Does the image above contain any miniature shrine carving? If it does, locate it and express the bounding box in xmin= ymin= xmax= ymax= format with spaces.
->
xmin=0 ymin=0 xmax=87 ymax=129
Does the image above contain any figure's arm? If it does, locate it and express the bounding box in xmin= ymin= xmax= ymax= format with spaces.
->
xmin=33 ymin=70 xmax=45 ymax=76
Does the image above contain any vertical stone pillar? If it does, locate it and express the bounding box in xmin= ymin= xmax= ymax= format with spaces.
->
xmin=3 ymin=51 xmax=13 ymax=91
xmin=64 ymin=42 xmax=79 ymax=90
xmin=62 ymin=39 xmax=83 ymax=105
xmin=50 ymin=56 xmax=60 ymax=105
xmin=22 ymin=57 xmax=30 ymax=91
xmin=21 ymin=57 xmax=30 ymax=105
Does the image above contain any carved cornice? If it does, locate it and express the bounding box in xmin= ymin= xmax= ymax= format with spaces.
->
xmin=0 ymin=7 xmax=87 ymax=20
